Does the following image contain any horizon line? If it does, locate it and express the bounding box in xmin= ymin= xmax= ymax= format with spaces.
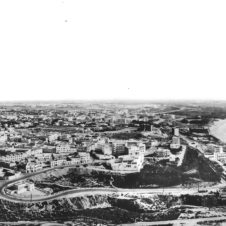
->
xmin=0 ymin=99 xmax=226 ymax=104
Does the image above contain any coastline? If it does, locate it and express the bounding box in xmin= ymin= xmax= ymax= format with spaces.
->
xmin=209 ymin=118 xmax=226 ymax=143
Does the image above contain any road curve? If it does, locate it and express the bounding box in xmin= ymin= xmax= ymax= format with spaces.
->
xmin=0 ymin=165 xmax=219 ymax=203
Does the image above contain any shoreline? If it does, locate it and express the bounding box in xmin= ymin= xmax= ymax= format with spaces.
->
xmin=209 ymin=118 xmax=226 ymax=143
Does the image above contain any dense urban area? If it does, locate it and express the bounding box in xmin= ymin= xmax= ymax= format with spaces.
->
xmin=1 ymin=101 xmax=226 ymax=225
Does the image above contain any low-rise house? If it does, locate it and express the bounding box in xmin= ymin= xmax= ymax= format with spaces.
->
xmin=34 ymin=152 xmax=52 ymax=161
xmin=50 ymin=155 xmax=83 ymax=168
xmin=156 ymin=148 xmax=171 ymax=158
xmin=70 ymin=157 xmax=81 ymax=165
xmin=204 ymin=146 xmax=226 ymax=162
xmin=214 ymin=152 xmax=226 ymax=163
xmin=50 ymin=159 xmax=65 ymax=168
xmin=56 ymin=144 xmax=76 ymax=154
xmin=26 ymin=161 xmax=43 ymax=173
xmin=0 ymin=152 xmax=26 ymax=162
xmin=7 ymin=180 xmax=35 ymax=194
xmin=30 ymin=147 xmax=43 ymax=155
xmin=110 ymin=155 xmax=143 ymax=172
xmin=78 ymin=152 xmax=91 ymax=164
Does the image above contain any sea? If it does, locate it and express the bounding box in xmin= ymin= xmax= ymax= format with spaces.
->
xmin=209 ymin=119 xmax=226 ymax=143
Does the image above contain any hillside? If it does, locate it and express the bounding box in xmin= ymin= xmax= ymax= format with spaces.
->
xmin=0 ymin=193 xmax=225 ymax=224
xmin=29 ymin=146 xmax=224 ymax=193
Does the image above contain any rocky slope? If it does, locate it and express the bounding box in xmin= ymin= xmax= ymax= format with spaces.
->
xmin=0 ymin=192 xmax=225 ymax=224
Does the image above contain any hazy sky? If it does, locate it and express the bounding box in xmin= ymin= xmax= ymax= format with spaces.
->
xmin=0 ymin=0 xmax=226 ymax=101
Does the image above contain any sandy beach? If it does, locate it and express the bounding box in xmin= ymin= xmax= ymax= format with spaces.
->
xmin=209 ymin=119 xmax=226 ymax=143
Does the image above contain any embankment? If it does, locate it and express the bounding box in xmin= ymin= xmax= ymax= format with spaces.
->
xmin=0 ymin=192 xmax=225 ymax=224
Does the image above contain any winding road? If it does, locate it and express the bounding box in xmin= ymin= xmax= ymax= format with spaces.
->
xmin=0 ymin=165 xmax=204 ymax=203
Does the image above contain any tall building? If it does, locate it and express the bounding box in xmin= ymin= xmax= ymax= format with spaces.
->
xmin=170 ymin=136 xmax=181 ymax=149
xmin=172 ymin=136 xmax=180 ymax=145
xmin=173 ymin=128 xmax=179 ymax=136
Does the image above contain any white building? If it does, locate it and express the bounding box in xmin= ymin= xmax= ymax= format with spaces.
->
xmin=34 ymin=152 xmax=52 ymax=160
xmin=110 ymin=140 xmax=146 ymax=172
xmin=71 ymin=157 xmax=81 ymax=165
xmin=26 ymin=161 xmax=43 ymax=173
xmin=112 ymin=141 xmax=126 ymax=155
xmin=173 ymin=128 xmax=180 ymax=136
xmin=50 ymin=152 xmax=91 ymax=168
xmin=50 ymin=159 xmax=65 ymax=168
xmin=56 ymin=144 xmax=76 ymax=154
xmin=206 ymin=144 xmax=223 ymax=154
xmin=110 ymin=155 xmax=143 ymax=172
xmin=8 ymin=181 xmax=35 ymax=194
xmin=126 ymin=140 xmax=145 ymax=156
xmin=214 ymin=152 xmax=226 ymax=162
xmin=0 ymin=153 xmax=27 ymax=162
xmin=170 ymin=136 xmax=181 ymax=149
xmin=78 ymin=152 xmax=91 ymax=164
xmin=156 ymin=148 xmax=171 ymax=158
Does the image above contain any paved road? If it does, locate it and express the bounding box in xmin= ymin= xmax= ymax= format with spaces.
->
xmin=0 ymin=186 xmax=199 ymax=203
xmin=0 ymin=165 xmax=202 ymax=203
xmin=0 ymin=164 xmax=224 ymax=203
xmin=121 ymin=216 xmax=226 ymax=226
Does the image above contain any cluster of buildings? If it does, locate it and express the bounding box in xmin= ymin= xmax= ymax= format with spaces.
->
xmin=0 ymin=144 xmax=92 ymax=174
xmin=2 ymin=103 xmax=226 ymax=201
xmin=0 ymin=102 xmax=192 ymax=182
xmin=1 ymin=103 xmax=225 ymax=186
xmin=110 ymin=140 xmax=145 ymax=172
xmin=204 ymin=144 xmax=226 ymax=163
